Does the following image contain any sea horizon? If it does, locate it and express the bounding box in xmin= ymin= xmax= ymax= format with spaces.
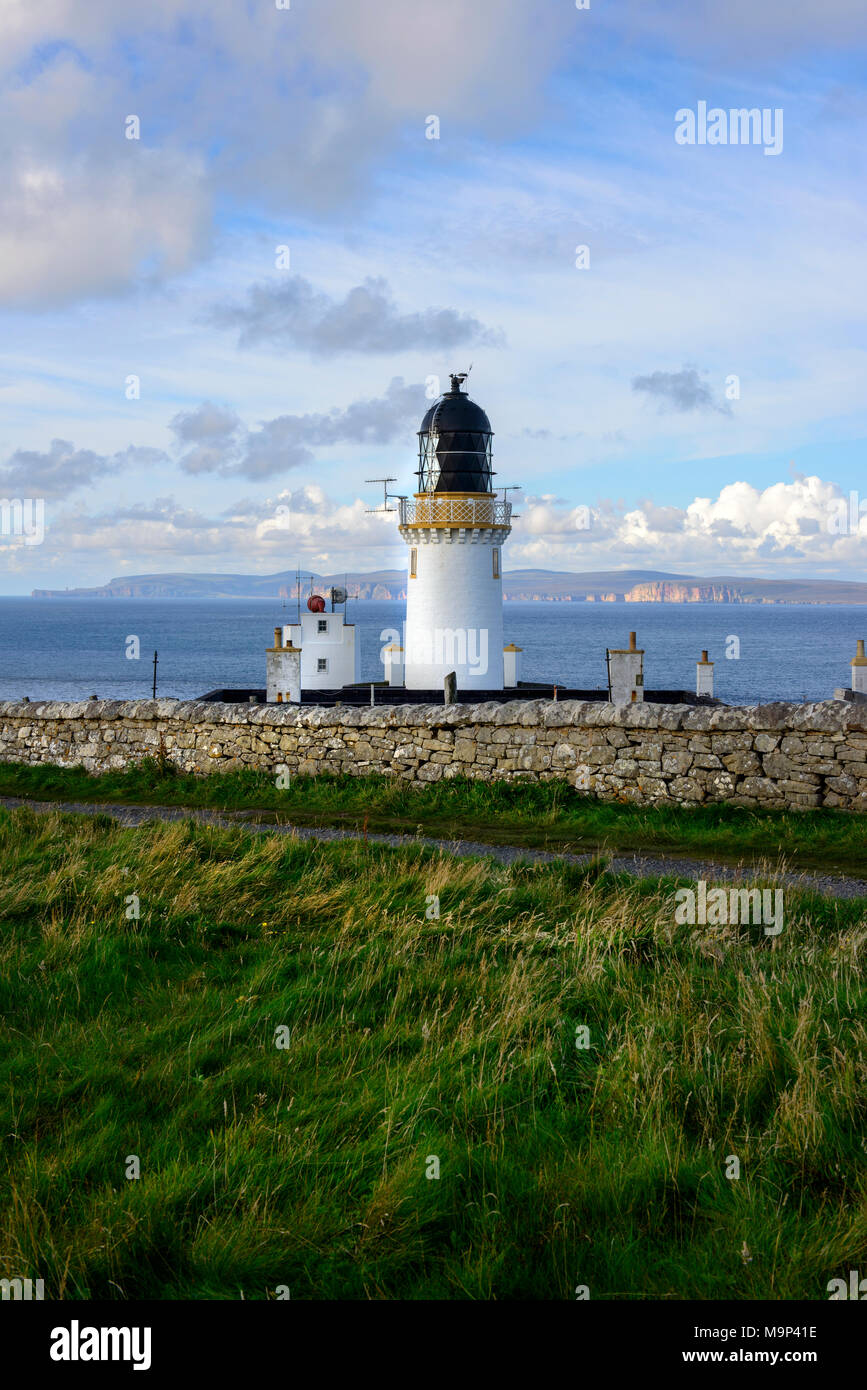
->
xmin=1 ymin=596 xmax=863 ymax=706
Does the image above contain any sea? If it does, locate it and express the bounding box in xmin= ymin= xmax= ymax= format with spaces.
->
xmin=0 ymin=597 xmax=863 ymax=705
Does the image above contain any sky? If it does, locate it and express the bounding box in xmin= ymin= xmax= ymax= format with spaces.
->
xmin=1 ymin=0 xmax=866 ymax=593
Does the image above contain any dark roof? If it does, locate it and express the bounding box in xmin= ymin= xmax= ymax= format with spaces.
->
xmin=418 ymin=374 xmax=493 ymax=493
xmin=419 ymin=387 xmax=492 ymax=437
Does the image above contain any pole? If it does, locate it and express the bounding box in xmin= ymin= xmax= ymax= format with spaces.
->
xmin=152 ymin=650 xmax=158 ymax=698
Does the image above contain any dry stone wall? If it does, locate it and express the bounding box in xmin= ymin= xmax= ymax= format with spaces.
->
xmin=1 ymin=697 xmax=867 ymax=811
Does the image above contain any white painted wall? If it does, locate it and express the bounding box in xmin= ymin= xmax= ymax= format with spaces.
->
xmin=384 ymin=645 xmax=404 ymax=686
xmin=284 ymin=611 xmax=358 ymax=689
xmin=503 ymin=645 xmax=522 ymax=688
xmin=402 ymin=529 xmax=506 ymax=690
xmin=608 ymin=649 xmax=644 ymax=704
xmin=266 ymin=646 xmax=301 ymax=704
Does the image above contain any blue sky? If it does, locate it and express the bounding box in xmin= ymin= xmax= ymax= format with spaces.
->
xmin=1 ymin=0 xmax=866 ymax=592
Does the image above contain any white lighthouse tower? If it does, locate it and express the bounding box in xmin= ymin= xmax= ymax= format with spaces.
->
xmin=398 ymin=373 xmax=514 ymax=691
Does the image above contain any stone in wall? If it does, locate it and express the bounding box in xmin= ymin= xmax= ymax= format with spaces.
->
xmin=1 ymin=696 xmax=867 ymax=812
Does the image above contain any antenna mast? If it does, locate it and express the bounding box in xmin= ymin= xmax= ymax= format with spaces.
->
xmin=365 ymin=477 xmax=405 ymax=514
xmin=501 ymin=484 xmax=522 ymax=517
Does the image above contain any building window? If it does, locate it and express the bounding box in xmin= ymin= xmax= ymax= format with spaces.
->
xmin=410 ymin=547 xmax=417 ymax=578
xmin=317 ymin=657 xmax=328 ymax=673
xmin=492 ymin=547 xmax=500 ymax=578
xmin=317 ymin=618 xmax=328 ymax=633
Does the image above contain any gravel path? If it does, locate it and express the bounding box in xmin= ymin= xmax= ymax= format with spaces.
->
xmin=2 ymin=794 xmax=865 ymax=899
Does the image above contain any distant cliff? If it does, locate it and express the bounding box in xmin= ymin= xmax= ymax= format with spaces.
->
xmin=28 ymin=568 xmax=867 ymax=604
xmin=30 ymin=570 xmax=409 ymax=601
xmin=625 ymin=581 xmax=743 ymax=603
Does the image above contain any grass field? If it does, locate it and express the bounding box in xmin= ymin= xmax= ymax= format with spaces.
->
xmin=1 ymin=758 xmax=866 ymax=876
xmin=1 ymin=801 xmax=865 ymax=1299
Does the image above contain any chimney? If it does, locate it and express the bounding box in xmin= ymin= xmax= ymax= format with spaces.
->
xmin=852 ymin=638 xmax=867 ymax=695
xmin=607 ymin=631 xmax=644 ymax=705
xmin=696 ymin=648 xmax=714 ymax=699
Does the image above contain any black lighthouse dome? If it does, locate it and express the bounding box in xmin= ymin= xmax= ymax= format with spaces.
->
xmin=417 ymin=373 xmax=494 ymax=493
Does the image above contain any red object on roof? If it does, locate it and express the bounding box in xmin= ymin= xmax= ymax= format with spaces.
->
xmin=307 ymin=594 xmax=326 ymax=612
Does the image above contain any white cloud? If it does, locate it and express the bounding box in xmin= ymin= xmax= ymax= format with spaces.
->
xmin=632 ymin=368 xmax=731 ymax=415
xmin=618 ymin=0 xmax=867 ymax=57
xmin=511 ymin=475 xmax=867 ymax=576
xmin=13 ymin=469 xmax=867 ymax=586
xmin=208 ymin=276 xmax=502 ymax=356
xmin=16 ymin=485 xmax=401 ymax=583
xmin=0 ymin=147 xmax=211 ymax=307
xmin=0 ymin=437 xmax=164 ymax=498
xmin=169 ymin=379 xmax=426 ymax=480
xmin=0 ymin=0 xmax=571 ymax=307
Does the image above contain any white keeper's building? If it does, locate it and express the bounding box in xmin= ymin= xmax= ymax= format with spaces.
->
xmin=266 ymin=600 xmax=359 ymax=703
xmin=282 ymin=604 xmax=358 ymax=689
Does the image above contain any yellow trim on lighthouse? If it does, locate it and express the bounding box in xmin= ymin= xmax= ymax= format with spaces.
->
xmin=399 ymin=491 xmax=512 ymax=531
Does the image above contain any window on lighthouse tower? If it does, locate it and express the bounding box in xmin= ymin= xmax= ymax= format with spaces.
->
xmin=410 ymin=548 xmax=418 ymax=578
xmin=492 ymin=547 xmax=500 ymax=578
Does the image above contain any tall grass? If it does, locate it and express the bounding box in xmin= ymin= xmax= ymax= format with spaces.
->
xmin=1 ymin=759 xmax=866 ymax=874
xmin=0 ymin=805 xmax=864 ymax=1299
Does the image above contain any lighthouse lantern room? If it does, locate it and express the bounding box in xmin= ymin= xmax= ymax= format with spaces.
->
xmin=399 ymin=373 xmax=514 ymax=691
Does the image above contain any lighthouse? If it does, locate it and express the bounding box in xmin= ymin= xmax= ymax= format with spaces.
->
xmin=399 ymin=373 xmax=514 ymax=691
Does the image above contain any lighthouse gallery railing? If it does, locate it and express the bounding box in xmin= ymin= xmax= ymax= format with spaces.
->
xmin=399 ymin=496 xmax=512 ymax=527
